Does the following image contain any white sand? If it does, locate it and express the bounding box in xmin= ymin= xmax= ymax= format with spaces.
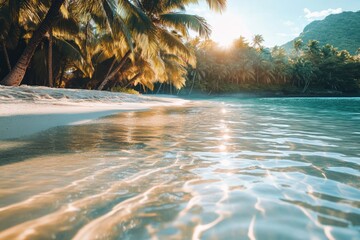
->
xmin=0 ymin=86 xmax=187 ymax=140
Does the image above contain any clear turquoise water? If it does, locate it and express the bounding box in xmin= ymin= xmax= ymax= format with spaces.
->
xmin=0 ymin=97 xmax=359 ymax=239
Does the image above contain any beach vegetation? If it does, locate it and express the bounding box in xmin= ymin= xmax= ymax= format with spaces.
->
xmin=0 ymin=1 xmax=359 ymax=96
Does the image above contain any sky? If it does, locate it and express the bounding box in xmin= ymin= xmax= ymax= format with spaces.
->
xmin=186 ymin=0 xmax=360 ymax=47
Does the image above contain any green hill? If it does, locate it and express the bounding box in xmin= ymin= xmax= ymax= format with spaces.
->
xmin=283 ymin=11 xmax=360 ymax=54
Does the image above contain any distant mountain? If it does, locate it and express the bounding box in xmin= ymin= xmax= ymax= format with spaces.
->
xmin=282 ymin=11 xmax=360 ymax=54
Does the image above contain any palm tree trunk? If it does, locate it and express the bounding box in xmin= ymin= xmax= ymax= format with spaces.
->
xmin=124 ymin=72 xmax=142 ymax=88
xmin=156 ymin=83 xmax=163 ymax=94
xmin=0 ymin=0 xmax=65 ymax=86
xmin=2 ymin=41 xmax=11 ymax=72
xmin=104 ymin=57 xmax=117 ymax=81
xmin=302 ymin=78 xmax=311 ymax=93
xmin=57 ymin=61 xmax=66 ymax=88
xmin=102 ymin=58 xmax=117 ymax=88
xmin=97 ymin=50 xmax=131 ymax=90
xmin=189 ymin=72 xmax=196 ymax=95
xmin=48 ymin=27 xmax=53 ymax=87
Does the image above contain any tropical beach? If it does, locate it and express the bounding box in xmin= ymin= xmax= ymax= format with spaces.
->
xmin=0 ymin=85 xmax=187 ymax=139
xmin=1 ymin=0 xmax=360 ymax=239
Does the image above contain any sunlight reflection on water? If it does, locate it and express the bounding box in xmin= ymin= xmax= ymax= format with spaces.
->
xmin=0 ymin=98 xmax=360 ymax=239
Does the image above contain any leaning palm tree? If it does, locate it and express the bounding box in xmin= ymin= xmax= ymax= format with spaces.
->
xmin=97 ymin=0 xmax=221 ymax=90
xmin=106 ymin=0 xmax=224 ymax=91
xmin=1 ymin=0 xmax=66 ymax=86
xmin=21 ymin=9 xmax=80 ymax=87
xmin=0 ymin=0 xmax=143 ymax=86
xmin=1 ymin=0 xmax=226 ymax=87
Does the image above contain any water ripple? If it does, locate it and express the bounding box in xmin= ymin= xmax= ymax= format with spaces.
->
xmin=1 ymin=97 xmax=359 ymax=239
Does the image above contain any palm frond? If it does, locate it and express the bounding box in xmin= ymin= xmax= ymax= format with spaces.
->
xmin=122 ymin=0 xmax=156 ymax=36
xmin=102 ymin=0 xmax=132 ymax=48
xmin=53 ymin=18 xmax=79 ymax=40
xmin=55 ymin=39 xmax=94 ymax=77
xmin=155 ymin=0 xmax=189 ymax=13
xmin=159 ymin=13 xmax=211 ymax=38
xmin=163 ymin=55 xmax=187 ymax=89
xmin=157 ymin=28 xmax=191 ymax=59
xmin=204 ymin=0 xmax=226 ymax=12
xmin=112 ymin=15 xmax=133 ymax=50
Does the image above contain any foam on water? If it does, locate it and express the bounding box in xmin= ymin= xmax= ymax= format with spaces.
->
xmin=0 ymin=85 xmax=166 ymax=104
xmin=0 ymin=92 xmax=360 ymax=239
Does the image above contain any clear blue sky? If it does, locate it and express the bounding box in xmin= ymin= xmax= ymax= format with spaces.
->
xmin=187 ymin=0 xmax=360 ymax=47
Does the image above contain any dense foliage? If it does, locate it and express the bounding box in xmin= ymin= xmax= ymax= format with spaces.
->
xmin=0 ymin=0 xmax=225 ymax=90
xmin=178 ymin=37 xmax=360 ymax=95
xmin=283 ymin=11 xmax=360 ymax=55
xmin=0 ymin=1 xmax=359 ymax=96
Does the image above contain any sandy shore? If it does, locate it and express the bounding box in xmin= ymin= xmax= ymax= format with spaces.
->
xmin=0 ymin=102 xmax=186 ymax=140
xmin=0 ymin=86 xmax=187 ymax=140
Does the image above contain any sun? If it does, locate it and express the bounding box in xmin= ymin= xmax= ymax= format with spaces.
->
xmin=208 ymin=15 xmax=251 ymax=48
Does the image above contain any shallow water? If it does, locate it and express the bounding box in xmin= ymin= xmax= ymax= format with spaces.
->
xmin=1 ymin=97 xmax=360 ymax=240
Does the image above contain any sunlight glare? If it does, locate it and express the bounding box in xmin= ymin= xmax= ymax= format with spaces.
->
xmin=222 ymin=134 xmax=230 ymax=140
xmin=218 ymin=144 xmax=227 ymax=151
xmin=209 ymin=13 xmax=251 ymax=48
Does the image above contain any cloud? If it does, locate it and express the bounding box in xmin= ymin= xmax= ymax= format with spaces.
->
xmin=304 ymin=8 xmax=342 ymax=21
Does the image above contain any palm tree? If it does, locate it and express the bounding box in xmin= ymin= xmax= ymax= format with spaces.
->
xmin=96 ymin=0 xmax=227 ymax=91
xmin=14 ymin=3 xmax=82 ymax=87
xmin=103 ymin=0 xmax=218 ymax=92
xmin=305 ymin=40 xmax=321 ymax=62
xmin=27 ymin=12 xmax=80 ymax=87
xmin=0 ymin=0 xmax=143 ymax=87
xmin=293 ymin=58 xmax=315 ymax=93
xmin=252 ymin=34 xmax=264 ymax=50
xmin=293 ymin=39 xmax=303 ymax=54
xmin=237 ymin=61 xmax=254 ymax=84
xmin=321 ymin=44 xmax=337 ymax=58
xmin=97 ymin=0 xmax=217 ymax=90
xmin=1 ymin=0 xmax=66 ymax=86
xmin=1 ymin=0 xmax=227 ymax=88
xmin=272 ymin=46 xmax=290 ymax=83
xmin=259 ymin=60 xmax=274 ymax=84
xmin=0 ymin=1 xmax=28 ymax=73
xmin=248 ymin=49 xmax=261 ymax=83
xmin=231 ymin=36 xmax=249 ymax=50
xmin=45 ymin=17 xmax=81 ymax=87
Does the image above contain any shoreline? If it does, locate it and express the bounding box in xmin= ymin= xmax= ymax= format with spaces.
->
xmin=180 ymin=91 xmax=360 ymax=99
xmin=1 ymin=85 xmax=358 ymax=140
xmin=0 ymin=102 xmax=187 ymax=140
xmin=0 ymin=104 xmax=136 ymax=140
xmin=0 ymin=86 xmax=188 ymax=140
